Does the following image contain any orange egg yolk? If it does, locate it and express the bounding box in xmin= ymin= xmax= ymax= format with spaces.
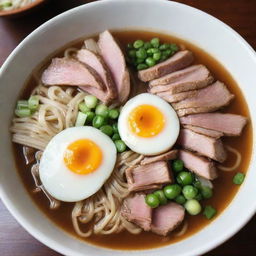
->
xmin=128 ymin=104 xmax=165 ymax=137
xmin=63 ymin=139 xmax=102 ymax=175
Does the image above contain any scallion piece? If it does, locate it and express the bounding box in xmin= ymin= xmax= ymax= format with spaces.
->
xmin=203 ymin=205 xmax=217 ymax=219
xmin=75 ymin=111 xmax=87 ymax=127
xmin=28 ymin=96 xmax=39 ymax=111
xmin=84 ymin=95 xmax=98 ymax=109
xmin=79 ymin=102 xmax=90 ymax=113
xmin=233 ymin=172 xmax=245 ymax=185
xmin=17 ymin=100 xmax=29 ymax=110
xmin=15 ymin=108 xmax=31 ymax=118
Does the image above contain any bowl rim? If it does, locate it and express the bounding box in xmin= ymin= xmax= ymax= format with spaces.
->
xmin=0 ymin=0 xmax=45 ymax=17
xmin=0 ymin=0 xmax=255 ymax=255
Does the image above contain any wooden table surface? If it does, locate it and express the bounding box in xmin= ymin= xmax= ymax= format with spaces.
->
xmin=0 ymin=0 xmax=255 ymax=255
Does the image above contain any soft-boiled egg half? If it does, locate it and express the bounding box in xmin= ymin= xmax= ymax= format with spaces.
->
xmin=118 ymin=93 xmax=180 ymax=155
xmin=39 ymin=127 xmax=116 ymax=202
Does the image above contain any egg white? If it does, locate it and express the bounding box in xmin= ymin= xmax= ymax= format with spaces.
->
xmin=39 ymin=126 xmax=117 ymax=202
xmin=118 ymin=93 xmax=180 ymax=155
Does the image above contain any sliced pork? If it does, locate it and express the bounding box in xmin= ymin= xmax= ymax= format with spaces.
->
xmin=121 ymin=193 xmax=152 ymax=231
xmin=183 ymin=125 xmax=223 ymax=139
xmin=126 ymin=161 xmax=172 ymax=192
xmin=141 ymin=150 xmax=178 ymax=165
xmin=149 ymin=65 xmax=214 ymax=94
xmin=98 ymin=30 xmax=130 ymax=103
xmin=172 ymin=81 xmax=234 ymax=111
xmin=77 ymin=48 xmax=116 ymax=102
xmin=156 ymin=90 xmax=199 ymax=103
xmin=179 ymin=150 xmax=218 ymax=180
xmin=177 ymin=129 xmax=226 ymax=162
xmin=138 ymin=50 xmax=194 ymax=82
xmin=180 ymin=113 xmax=248 ymax=136
xmin=151 ymin=202 xmax=185 ymax=236
xmin=41 ymin=58 xmax=104 ymax=89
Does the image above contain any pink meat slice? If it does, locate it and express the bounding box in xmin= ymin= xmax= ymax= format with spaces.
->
xmin=41 ymin=58 xmax=104 ymax=89
xmin=183 ymin=125 xmax=224 ymax=138
xmin=151 ymin=202 xmax=185 ymax=236
xmin=138 ymin=50 xmax=194 ymax=82
xmin=180 ymin=113 xmax=248 ymax=136
xmin=125 ymin=161 xmax=172 ymax=192
xmin=149 ymin=65 xmax=214 ymax=94
xmin=121 ymin=193 xmax=152 ymax=231
xmin=98 ymin=30 xmax=130 ymax=103
xmin=140 ymin=150 xmax=178 ymax=165
xmin=172 ymin=81 xmax=234 ymax=110
xmin=177 ymin=129 xmax=226 ymax=162
xmin=179 ymin=150 xmax=218 ymax=180
xmin=77 ymin=48 xmax=117 ymax=102
xmin=156 ymin=90 xmax=199 ymax=103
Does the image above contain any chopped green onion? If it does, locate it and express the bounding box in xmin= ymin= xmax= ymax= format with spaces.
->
xmin=95 ymin=104 xmax=109 ymax=118
xmin=84 ymin=95 xmax=98 ymax=109
xmin=15 ymin=108 xmax=32 ymax=118
xmin=79 ymin=102 xmax=90 ymax=113
xmin=203 ymin=205 xmax=217 ymax=219
xmin=75 ymin=112 xmax=87 ymax=127
xmin=233 ymin=172 xmax=245 ymax=185
xmin=28 ymin=96 xmax=39 ymax=111
xmin=17 ymin=100 xmax=29 ymax=110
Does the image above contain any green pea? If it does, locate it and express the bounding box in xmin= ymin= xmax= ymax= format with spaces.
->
xmin=175 ymin=194 xmax=186 ymax=205
xmin=203 ymin=205 xmax=217 ymax=219
xmin=233 ymin=172 xmax=245 ymax=185
xmin=184 ymin=199 xmax=201 ymax=215
xmin=115 ymin=140 xmax=127 ymax=153
xmin=145 ymin=57 xmax=156 ymax=67
xmin=112 ymin=133 xmax=121 ymax=141
xmin=143 ymin=42 xmax=152 ymax=49
xmin=145 ymin=194 xmax=160 ymax=208
xmin=182 ymin=185 xmax=198 ymax=200
xmin=170 ymin=43 xmax=178 ymax=52
xmin=164 ymin=184 xmax=182 ymax=200
xmin=150 ymin=38 xmax=160 ymax=48
xmin=95 ymin=104 xmax=109 ymax=118
xmin=100 ymin=125 xmax=114 ymax=136
xmin=200 ymin=186 xmax=213 ymax=199
xmin=163 ymin=49 xmax=172 ymax=57
xmin=137 ymin=63 xmax=148 ymax=70
xmin=92 ymin=115 xmax=105 ymax=128
xmin=153 ymin=52 xmax=161 ymax=61
xmin=112 ymin=123 xmax=119 ymax=133
xmin=160 ymin=55 xmax=168 ymax=62
xmin=128 ymin=49 xmax=136 ymax=58
xmin=133 ymin=40 xmax=144 ymax=49
xmin=172 ymin=159 xmax=184 ymax=172
xmin=177 ymin=171 xmax=194 ymax=186
xmin=159 ymin=43 xmax=170 ymax=50
xmin=136 ymin=48 xmax=147 ymax=59
xmin=153 ymin=190 xmax=168 ymax=205
xmin=85 ymin=111 xmax=95 ymax=123
xmin=193 ymin=180 xmax=202 ymax=189
xmin=108 ymin=109 xmax=119 ymax=119
xmin=127 ymin=43 xmax=133 ymax=49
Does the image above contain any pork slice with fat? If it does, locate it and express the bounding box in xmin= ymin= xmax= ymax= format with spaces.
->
xmin=179 ymin=150 xmax=218 ymax=180
xmin=125 ymin=161 xmax=172 ymax=192
xmin=138 ymin=50 xmax=194 ymax=82
xmin=180 ymin=113 xmax=248 ymax=136
xmin=177 ymin=129 xmax=226 ymax=162
xmin=41 ymin=58 xmax=105 ymax=89
xmin=151 ymin=202 xmax=185 ymax=236
xmin=98 ymin=30 xmax=130 ymax=103
xmin=121 ymin=193 xmax=152 ymax=231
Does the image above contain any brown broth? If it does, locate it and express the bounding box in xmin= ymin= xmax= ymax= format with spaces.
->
xmin=13 ymin=30 xmax=253 ymax=250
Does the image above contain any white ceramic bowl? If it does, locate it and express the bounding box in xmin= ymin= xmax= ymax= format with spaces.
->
xmin=0 ymin=0 xmax=255 ymax=255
